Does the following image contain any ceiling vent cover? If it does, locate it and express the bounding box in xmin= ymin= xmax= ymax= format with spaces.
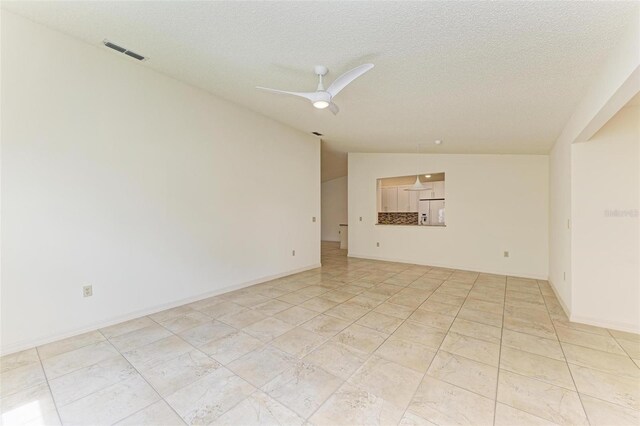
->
xmin=103 ymin=39 xmax=147 ymax=61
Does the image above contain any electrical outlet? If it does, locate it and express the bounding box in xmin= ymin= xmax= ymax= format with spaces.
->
xmin=312 ymin=217 xmax=316 ymax=222
xmin=376 ymin=242 xmax=380 ymax=247
xmin=83 ymin=285 xmax=93 ymax=297
xmin=292 ymin=250 xmax=296 ymax=256
xmin=503 ymin=251 xmax=509 ymax=258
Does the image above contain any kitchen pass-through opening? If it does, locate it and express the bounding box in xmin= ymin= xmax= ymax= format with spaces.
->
xmin=376 ymin=173 xmax=445 ymax=226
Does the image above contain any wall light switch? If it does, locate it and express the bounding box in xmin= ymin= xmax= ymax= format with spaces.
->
xmin=376 ymin=242 xmax=380 ymax=247
xmin=359 ymin=217 xmax=363 ymax=222
xmin=292 ymin=250 xmax=296 ymax=256
xmin=503 ymin=251 xmax=509 ymax=258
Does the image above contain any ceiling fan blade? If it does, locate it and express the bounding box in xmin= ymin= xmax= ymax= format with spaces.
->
xmin=328 ymin=102 xmax=339 ymax=115
xmin=326 ymin=63 xmax=374 ymax=98
xmin=255 ymin=86 xmax=320 ymax=102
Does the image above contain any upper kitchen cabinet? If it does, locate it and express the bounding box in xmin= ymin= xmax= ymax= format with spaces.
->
xmin=433 ymin=181 xmax=445 ymax=199
xmin=397 ymin=185 xmax=419 ymax=212
xmin=419 ymin=182 xmax=435 ymax=200
xmin=381 ymin=187 xmax=398 ymax=212
xmin=418 ymin=181 xmax=444 ymax=200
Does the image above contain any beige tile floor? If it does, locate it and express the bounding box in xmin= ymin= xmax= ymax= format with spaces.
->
xmin=1 ymin=241 xmax=639 ymax=425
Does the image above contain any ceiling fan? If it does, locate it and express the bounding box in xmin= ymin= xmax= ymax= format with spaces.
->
xmin=256 ymin=64 xmax=374 ymax=115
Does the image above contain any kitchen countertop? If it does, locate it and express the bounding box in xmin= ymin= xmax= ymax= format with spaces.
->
xmin=375 ymin=223 xmax=446 ymax=227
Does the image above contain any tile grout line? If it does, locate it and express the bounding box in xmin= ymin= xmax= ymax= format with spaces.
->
xmin=46 ymin=326 xmax=174 ymax=424
xmin=492 ymin=275 xmax=508 ymax=426
xmin=334 ymin=250 xmax=629 ymax=417
xmin=606 ymin=328 xmax=639 ymax=362
xmin=298 ymin=266 xmax=411 ymax=424
xmin=500 ymin=314 xmax=633 ymax=360
xmin=8 ymin=246 xmax=637 ymax=426
xmin=190 ymin=268 xmax=339 ymax=423
xmin=44 ymin=314 xmax=206 ymax=424
xmin=299 ymin=265 xmax=441 ymax=423
xmin=491 ymin=279 xmax=603 ymax=425
xmin=396 ymin=271 xmax=480 ymax=423
xmin=141 ymin=310 xmax=309 ymax=424
xmin=190 ymin=259 xmax=402 ymax=423
xmin=539 ymin=284 xmax=592 ymax=426
xmin=31 ymin=338 xmax=128 ymax=415
xmin=34 ymin=346 xmax=64 ymax=425
xmin=95 ymin=327 xmax=189 ymax=425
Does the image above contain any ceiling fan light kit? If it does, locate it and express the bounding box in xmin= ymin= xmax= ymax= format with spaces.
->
xmin=256 ymin=63 xmax=374 ymax=115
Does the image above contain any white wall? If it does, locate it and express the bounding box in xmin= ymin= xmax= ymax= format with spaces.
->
xmin=548 ymin=18 xmax=639 ymax=317
xmin=549 ymin=139 xmax=573 ymax=312
xmin=321 ymin=176 xmax=347 ymax=242
xmin=348 ymin=153 xmax=549 ymax=278
xmin=571 ymin=105 xmax=639 ymax=332
xmin=1 ymin=12 xmax=320 ymax=354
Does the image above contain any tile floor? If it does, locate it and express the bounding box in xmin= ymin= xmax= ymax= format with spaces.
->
xmin=1 ymin=241 xmax=639 ymax=425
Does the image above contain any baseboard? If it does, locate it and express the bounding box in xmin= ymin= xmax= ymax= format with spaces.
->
xmin=0 ymin=263 xmax=321 ymax=356
xmin=547 ymin=278 xmax=572 ymax=319
xmin=538 ymin=280 xmax=639 ymax=334
xmin=347 ymin=252 xmax=548 ymax=280
xmin=569 ymin=314 xmax=640 ymax=335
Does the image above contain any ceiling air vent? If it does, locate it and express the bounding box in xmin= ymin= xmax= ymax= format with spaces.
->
xmin=103 ymin=39 xmax=147 ymax=61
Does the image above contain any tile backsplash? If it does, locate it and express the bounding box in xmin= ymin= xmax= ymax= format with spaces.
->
xmin=377 ymin=212 xmax=419 ymax=225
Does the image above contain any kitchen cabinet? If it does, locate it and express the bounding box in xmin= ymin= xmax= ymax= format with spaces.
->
xmin=418 ymin=181 xmax=445 ymax=200
xmin=395 ymin=185 xmax=420 ymax=212
xmin=397 ymin=185 xmax=418 ymax=212
xmin=409 ymin=189 xmax=419 ymax=212
xmin=381 ymin=187 xmax=398 ymax=212
xmin=419 ymin=183 xmax=435 ymax=200
xmin=397 ymin=185 xmax=409 ymax=212
xmin=433 ymin=181 xmax=445 ymax=199
xmin=380 ymin=182 xmax=442 ymax=213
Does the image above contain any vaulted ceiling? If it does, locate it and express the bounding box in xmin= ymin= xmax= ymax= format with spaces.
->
xmin=4 ymin=1 xmax=637 ymax=180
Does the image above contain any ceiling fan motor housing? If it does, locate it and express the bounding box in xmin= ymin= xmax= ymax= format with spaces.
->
xmin=314 ymin=65 xmax=329 ymax=76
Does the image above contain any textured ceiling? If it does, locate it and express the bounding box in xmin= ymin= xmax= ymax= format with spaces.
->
xmin=3 ymin=1 xmax=638 ymax=181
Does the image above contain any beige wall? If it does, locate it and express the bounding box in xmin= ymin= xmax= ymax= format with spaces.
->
xmin=349 ymin=153 xmax=549 ymax=278
xmin=549 ymin=138 xmax=573 ymax=313
xmin=321 ymin=176 xmax=348 ymax=242
xmin=548 ymin=17 xmax=639 ymax=320
xmin=571 ymin=105 xmax=639 ymax=332
xmin=1 ymin=12 xmax=321 ymax=354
